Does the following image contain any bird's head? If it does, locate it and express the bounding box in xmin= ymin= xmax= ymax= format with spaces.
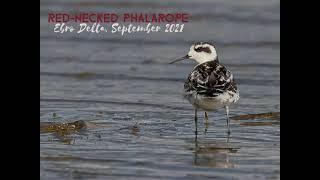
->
xmin=169 ymin=42 xmax=218 ymax=64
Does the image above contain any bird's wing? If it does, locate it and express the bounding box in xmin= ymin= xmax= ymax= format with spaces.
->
xmin=184 ymin=61 xmax=237 ymax=97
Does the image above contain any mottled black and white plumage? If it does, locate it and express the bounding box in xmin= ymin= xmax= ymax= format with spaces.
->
xmin=170 ymin=42 xmax=239 ymax=136
xmin=184 ymin=61 xmax=238 ymax=97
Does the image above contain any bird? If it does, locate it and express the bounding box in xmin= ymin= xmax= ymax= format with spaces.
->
xmin=169 ymin=42 xmax=239 ymax=136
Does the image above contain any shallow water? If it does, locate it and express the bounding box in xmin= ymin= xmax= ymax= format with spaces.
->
xmin=40 ymin=0 xmax=280 ymax=179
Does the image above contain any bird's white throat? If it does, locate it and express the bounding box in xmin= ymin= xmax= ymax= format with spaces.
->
xmin=192 ymin=55 xmax=217 ymax=64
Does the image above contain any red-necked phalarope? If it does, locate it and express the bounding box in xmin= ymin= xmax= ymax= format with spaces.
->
xmin=170 ymin=42 xmax=239 ymax=135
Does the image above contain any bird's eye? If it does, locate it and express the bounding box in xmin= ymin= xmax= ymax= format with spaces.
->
xmin=194 ymin=47 xmax=201 ymax=52
xmin=194 ymin=47 xmax=211 ymax=53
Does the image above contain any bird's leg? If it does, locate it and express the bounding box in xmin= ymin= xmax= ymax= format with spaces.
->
xmin=194 ymin=109 xmax=198 ymax=136
xmin=225 ymin=106 xmax=231 ymax=135
xmin=204 ymin=111 xmax=209 ymax=133
xmin=227 ymin=133 xmax=230 ymax=143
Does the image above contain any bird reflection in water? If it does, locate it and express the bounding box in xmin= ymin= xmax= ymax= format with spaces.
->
xmin=192 ymin=135 xmax=238 ymax=168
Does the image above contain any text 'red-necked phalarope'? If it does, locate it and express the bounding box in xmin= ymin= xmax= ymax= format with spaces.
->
xmin=169 ymin=42 xmax=239 ymax=136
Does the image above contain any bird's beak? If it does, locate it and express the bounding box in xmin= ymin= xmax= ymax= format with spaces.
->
xmin=169 ymin=55 xmax=190 ymax=64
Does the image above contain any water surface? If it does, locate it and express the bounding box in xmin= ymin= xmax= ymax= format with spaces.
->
xmin=40 ymin=0 xmax=280 ymax=179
